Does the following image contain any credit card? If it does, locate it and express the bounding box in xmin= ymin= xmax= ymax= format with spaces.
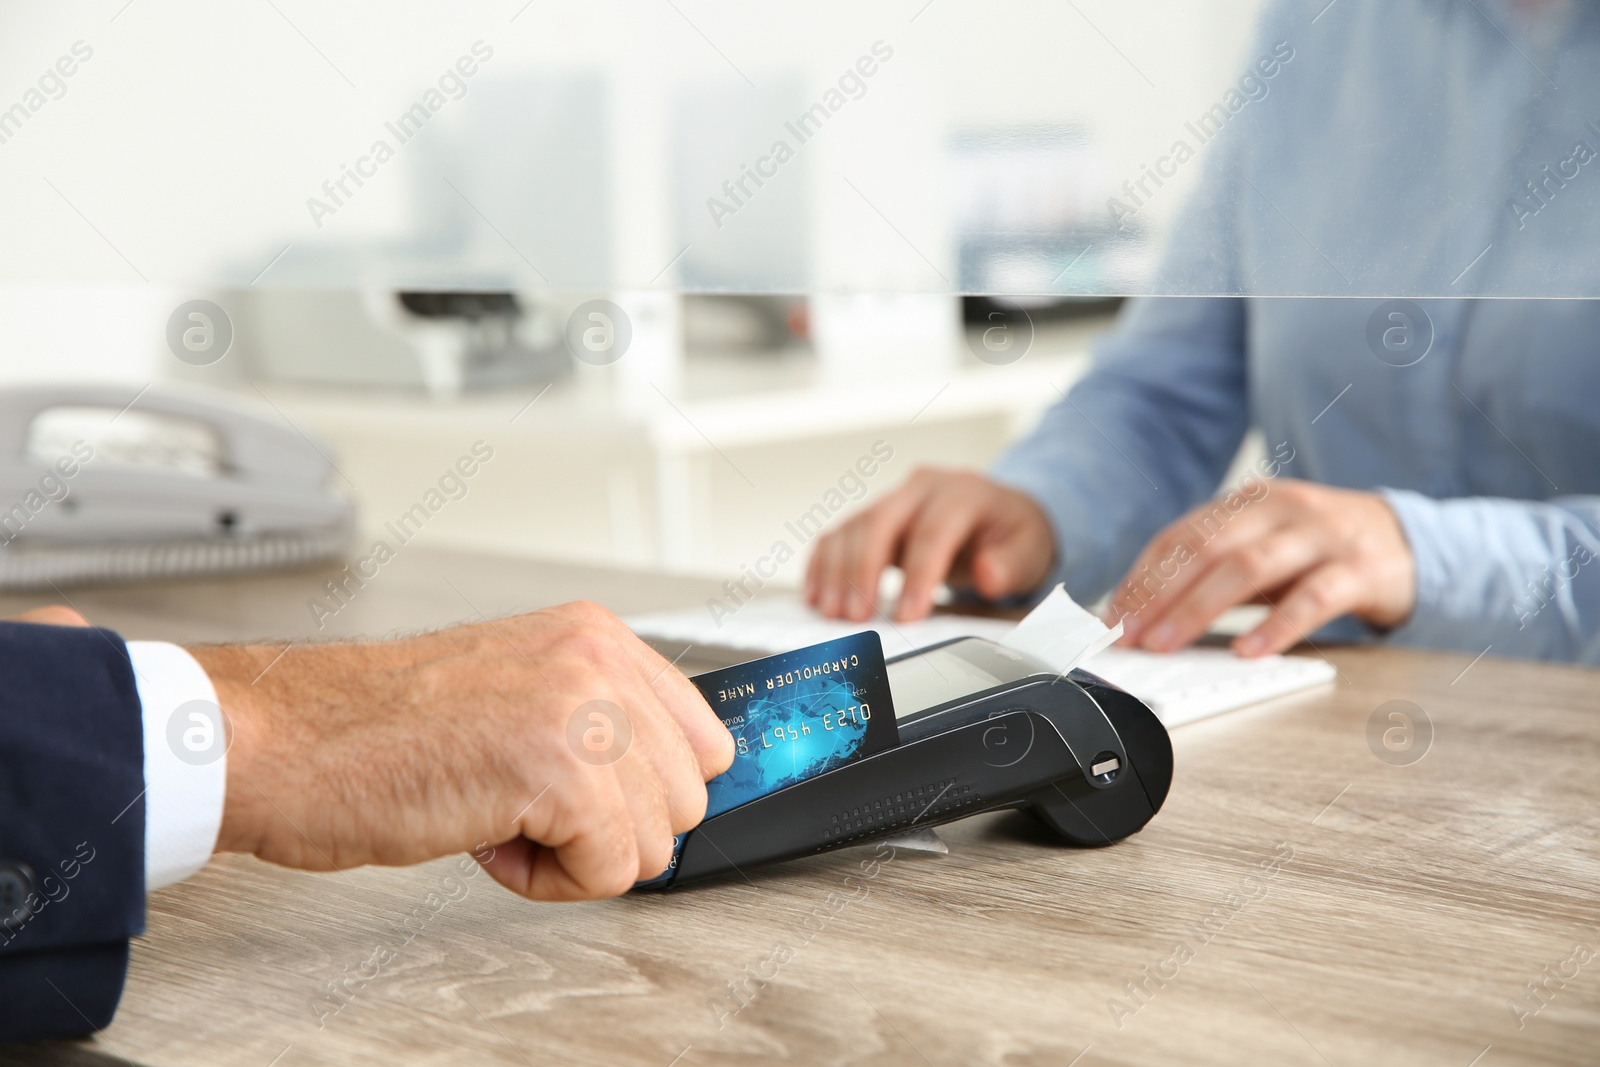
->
xmin=635 ymin=631 xmax=899 ymax=887
xmin=697 ymin=630 xmax=899 ymax=817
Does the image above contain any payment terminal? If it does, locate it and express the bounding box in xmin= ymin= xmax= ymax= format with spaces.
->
xmin=652 ymin=636 xmax=1173 ymax=888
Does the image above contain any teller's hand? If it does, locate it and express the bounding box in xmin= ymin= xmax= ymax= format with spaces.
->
xmin=805 ymin=468 xmax=1055 ymax=622
xmin=1107 ymin=479 xmax=1415 ymax=657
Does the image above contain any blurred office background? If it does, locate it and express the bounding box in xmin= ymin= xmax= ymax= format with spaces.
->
xmin=0 ymin=0 xmax=1277 ymax=585
xmin=0 ymin=287 xmax=1136 ymax=585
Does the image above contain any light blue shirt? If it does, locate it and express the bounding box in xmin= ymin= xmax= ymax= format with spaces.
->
xmin=992 ymin=0 xmax=1600 ymax=663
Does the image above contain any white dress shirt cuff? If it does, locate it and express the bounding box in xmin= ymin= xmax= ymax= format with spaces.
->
xmin=128 ymin=641 xmax=227 ymax=891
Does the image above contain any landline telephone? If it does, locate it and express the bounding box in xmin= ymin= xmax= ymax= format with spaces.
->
xmin=0 ymin=385 xmax=353 ymax=589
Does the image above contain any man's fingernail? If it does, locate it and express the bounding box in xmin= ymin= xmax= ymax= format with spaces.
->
xmin=1119 ymin=615 xmax=1142 ymax=640
xmin=1146 ymin=623 xmax=1176 ymax=650
xmin=820 ymin=589 xmax=840 ymax=616
xmin=1237 ymin=634 xmax=1265 ymax=656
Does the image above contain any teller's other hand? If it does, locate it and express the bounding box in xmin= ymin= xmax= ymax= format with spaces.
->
xmin=1106 ymin=479 xmax=1415 ymax=657
xmin=805 ymin=468 xmax=1055 ymax=622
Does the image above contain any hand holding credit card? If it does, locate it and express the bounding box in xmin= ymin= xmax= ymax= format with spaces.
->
xmin=637 ymin=631 xmax=898 ymax=887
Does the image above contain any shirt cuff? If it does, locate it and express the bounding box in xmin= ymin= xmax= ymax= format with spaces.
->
xmin=128 ymin=641 xmax=227 ymax=891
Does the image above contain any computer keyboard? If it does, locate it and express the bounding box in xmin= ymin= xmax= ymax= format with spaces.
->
xmin=1076 ymin=646 xmax=1336 ymax=726
xmin=626 ymin=596 xmax=1336 ymax=728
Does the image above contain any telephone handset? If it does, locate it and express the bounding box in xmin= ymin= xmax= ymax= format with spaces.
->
xmin=0 ymin=384 xmax=353 ymax=588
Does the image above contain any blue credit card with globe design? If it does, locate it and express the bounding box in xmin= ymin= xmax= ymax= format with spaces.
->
xmin=700 ymin=630 xmax=899 ymax=817
xmin=636 ymin=631 xmax=899 ymax=888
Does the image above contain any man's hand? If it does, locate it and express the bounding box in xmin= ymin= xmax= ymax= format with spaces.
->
xmin=805 ymin=468 xmax=1055 ymax=622
xmin=189 ymin=601 xmax=734 ymax=901
xmin=1107 ymin=479 xmax=1415 ymax=657
xmin=4 ymin=605 xmax=90 ymax=627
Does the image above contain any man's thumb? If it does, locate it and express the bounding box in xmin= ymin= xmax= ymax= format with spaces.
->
xmin=7 ymin=605 xmax=91 ymax=627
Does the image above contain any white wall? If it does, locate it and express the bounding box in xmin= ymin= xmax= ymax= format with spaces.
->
xmin=0 ymin=1 xmax=1266 ymax=291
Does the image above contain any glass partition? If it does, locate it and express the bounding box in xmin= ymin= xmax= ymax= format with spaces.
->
xmin=1 ymin=0 xmax=1596 ymax=295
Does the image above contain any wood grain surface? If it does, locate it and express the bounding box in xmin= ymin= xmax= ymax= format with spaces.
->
xmin=2 ymin=547 xmax=1596 ymax=1066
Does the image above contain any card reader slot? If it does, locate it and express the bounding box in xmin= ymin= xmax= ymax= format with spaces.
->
xmin=672 ymin=710 xmax=1079 ymax=885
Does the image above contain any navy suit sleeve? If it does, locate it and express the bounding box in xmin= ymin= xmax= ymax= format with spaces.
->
xmin=0 ymin=622 xmax=145 ymax=1043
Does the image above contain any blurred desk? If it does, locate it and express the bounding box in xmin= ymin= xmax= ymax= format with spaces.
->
xmin=243 ymin=316 xmax=1109 ymax=579
xmin=4 ymin=547 xmax=1598 ymax=1066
